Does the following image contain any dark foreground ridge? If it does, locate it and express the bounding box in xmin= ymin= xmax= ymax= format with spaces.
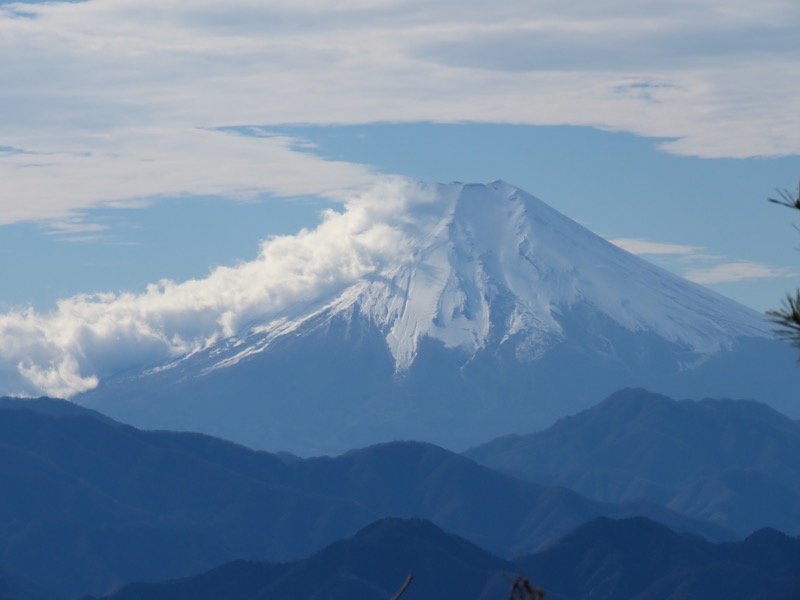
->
xmin=85 ymin=516 xmax=800 ymax=600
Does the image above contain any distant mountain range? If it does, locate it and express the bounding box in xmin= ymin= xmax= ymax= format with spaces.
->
xmin=466 ymin=387 xmax=800 ymax=537
xmin=86 ymin=517 xmax=800 ymax=600
xmin=87 ymin=518 xmax=515 ymax=600
xmin=74 ymin=181 xmax=800 ymax=456
xmin=0 ymin=396 xmax=728 ymax=598
xmin=3 ymin=388 xmax=800 ymax=598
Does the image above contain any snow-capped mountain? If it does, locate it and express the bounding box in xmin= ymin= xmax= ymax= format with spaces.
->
xmin=172 ymin=181 xmax=765 ymax=374
xmin=77 ymin=181 xmax=799 ymax=455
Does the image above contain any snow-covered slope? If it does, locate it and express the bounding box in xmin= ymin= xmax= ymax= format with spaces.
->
xmin=356 ymin=181 xmax=765 ymax=364
xmin=77 ymin=181 xmax=796 ymax=456
xmin=188 ymin=180 xmax=766 ymax=376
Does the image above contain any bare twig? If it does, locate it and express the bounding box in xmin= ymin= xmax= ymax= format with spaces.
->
xmin=389 ymin=573 xmax=413 ymax=600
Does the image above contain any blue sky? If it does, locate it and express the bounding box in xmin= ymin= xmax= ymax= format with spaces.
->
xmin=1 ymin=0 xmax=799 ymax=397
xmin=3 ymin=123 xmax=797 ymax=312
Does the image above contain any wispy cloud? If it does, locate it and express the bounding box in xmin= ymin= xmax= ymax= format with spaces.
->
xmin=0 ymin=0 xmax=798 ymax=225
xmin=613 ymin=235 xmax=797 ymax=285
xmin=0 ymin=128 xmax=376 ymax=226
xmin=684 ymin=261 xmax=796 ymax=284
xmin=42 ymin=218 xmax=110 ymax=242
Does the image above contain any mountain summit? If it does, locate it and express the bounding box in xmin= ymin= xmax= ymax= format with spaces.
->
xmin=318 ymin=180 xmax=765 ymax=369
xmin=77 ymin=181 xmax=798 ymax=455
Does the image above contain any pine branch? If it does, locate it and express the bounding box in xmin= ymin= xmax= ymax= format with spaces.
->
xmin=767 ymin=291 xmax=800 ymax=349
xmin=768 ymin=181 xmax=800 ymax=210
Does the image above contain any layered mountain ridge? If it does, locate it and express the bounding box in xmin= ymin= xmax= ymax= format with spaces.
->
xmin=89 ymin=517 xmax=800 ymax=600
xmin=0 ymin=395 xmax=734 ymax=597
xmin=466 ymin=387 xmax=800 ymax=537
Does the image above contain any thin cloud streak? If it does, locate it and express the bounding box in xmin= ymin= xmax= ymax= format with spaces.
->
xmin=612 ymin=236 xmax=796 ymax=285
xmin=684 ymin=261 xmax=796 ymax=285
xmin=610 ymin=238 xmax=702 ymax=255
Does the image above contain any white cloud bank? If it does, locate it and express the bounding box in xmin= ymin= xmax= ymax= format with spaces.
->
xmin=0 ymin=178 xmax=430 ymax=398
xmin=1 ymin=0 xmax=799 ymax=225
